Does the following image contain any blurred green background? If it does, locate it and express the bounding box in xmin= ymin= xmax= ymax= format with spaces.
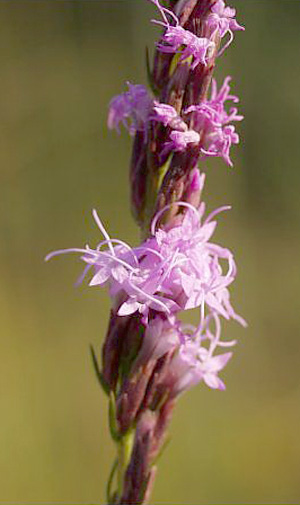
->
xmin=1 ymin=1 xmax=300 ymax=503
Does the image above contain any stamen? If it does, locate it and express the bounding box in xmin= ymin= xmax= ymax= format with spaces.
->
xmin=204 ymin=205 xmax=231 ymax=224
xmin=207 ymin=312 xmax=221 ymax=357
xmin=135 ymin=246 xmax=164 ymax=260
xmin=92 ymin=209 xmax=115 ymax=256
xmin=149 ymin=0 xmax=179 ymax=27
xmin=75 ymin=263 xmax=93 ymax=286
xmin=217 ymin=29 xmax=234 ymax=57
xmin=94 ymin=251 xmax=137 ymax=273
xmin=99 ymin=238 xmax=139 ymax=266
xmin=45 ymin=247 xmax=94 ymax=262
xmin=151 ymin=201 xmax=200 ymax=236
xmin=218 ymin=339 xmax=237 ymax=347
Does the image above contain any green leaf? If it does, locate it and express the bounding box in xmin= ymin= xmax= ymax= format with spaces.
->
xmin=109 ymin=393 xmax=121 ymax=442
xmin=106 ymin=458 xmax=118 ymax=505
xmin=145 ymin=47 xmax=159 ymax=96
xmin=89 ymin=344 xmax=110 ymax=395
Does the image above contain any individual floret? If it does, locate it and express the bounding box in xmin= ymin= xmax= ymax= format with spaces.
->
xmin=107 ymin=82 xmax=153 ymax=135
xmin=133 ymin=313 xmax=237 ymax=395
xmin=206 ymin=0 xmax=244 ymax=54
xmin=185 ymin=76 xmax=243 ymax=166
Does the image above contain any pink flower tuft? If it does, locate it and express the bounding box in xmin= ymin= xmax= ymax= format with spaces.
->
xmin=135 ymin=313 xmax=237 ymax=395
xmin=148 ymin=77 xmax=243 ymax=166
xmin=107 ymin=82 xmax=153 ymax=135
xmin=45 ymin=173 xmax=245 ymax=327
xmin=185 ymin=76 xmax=243 ymax=166
xmin=150 ymin=0 xmax=215 ymax=69
xmin=206 ymin=0 xmax=244 ymax=54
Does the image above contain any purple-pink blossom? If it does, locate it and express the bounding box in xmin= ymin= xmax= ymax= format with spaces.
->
xmin=201 ymin=124 xmax=240 ymax=167
xmin=107 ymin=82 xmax=153 ymax=135
xmin=151 ymin=102 xmax=188 ymax=131
xmin=146 ymin=77 xmax=243 ymax=166
xmin=206 ymin=0 xmax=244 ymax=54
xmin=45 ymin=171 xmax=245 ymax=327
xmin=172 ymin=313 xmax=235 ymax=392
xmin=185 ymin=76 xmax=243 ymax=166
xmin=164 ymin=129 xmax=200 ymax=153
xmin=135 ymin=313 xmax=237 ymax=394
xmin=151 ymin=0 xmax=215 ymax=69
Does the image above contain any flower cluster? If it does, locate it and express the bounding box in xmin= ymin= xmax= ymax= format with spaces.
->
xmin=150 ymin=0 xmax=215 ymax=69
xmin=109 ymin=74 xmax=243 ymax=167
xmin=136 ymin=313 xmax=237 ymax=395
xmin=46 ymin=175 xmax=241 ymax=321
xmin=107 ymin=0 xmax=244 ymax=167
xmin=150 ymin=0 xmax=243 ymax=65
xmin=108 ymin=0 xmax=244 ymax=168
xmin=46 ymin=170 xmax=245 ymax=389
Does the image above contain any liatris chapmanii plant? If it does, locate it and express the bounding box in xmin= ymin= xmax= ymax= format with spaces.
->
xmin=46 ymin=0 xmax=246 ymax=503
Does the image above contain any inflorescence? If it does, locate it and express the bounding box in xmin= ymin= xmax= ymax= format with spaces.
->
xmin=47 ymin=0 xmax=245 ymax=394
xmin=47 ymin=2 xmax=246 ymax=501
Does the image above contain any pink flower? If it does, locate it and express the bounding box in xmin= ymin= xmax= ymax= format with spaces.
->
xmin=175 ymin=339 xmax=232 ymax=392
xmin=201 ymin=124 xmax=240 ymax=167
xmin=148 ymin=197 xmax=244 ymax=324
xmin=149 ymin=78 xmax=243 ymax=166
xmin=207 ymin=76 xmax=243 ymax=123
xmin=185 ymin=76 xmax=243 ymax=166
xmin=150 ymin=0 xmax=215 ymax=69
xmin=151 ymin=102 xmax=200 ymax=156
xmin=107 ymin=82 xmax=153 ymax=135
xmin=134 ymin=313 xmax=237 ymax=395
xmin=206 ymin=0 xmax=244 ymax=54
xmin=151 ymin=102 xmax=188 ymax=131
xmin=45 ymin=172 xmax=245 ymax=327
xmin=164 ymin=129 xmax=200 ymax=153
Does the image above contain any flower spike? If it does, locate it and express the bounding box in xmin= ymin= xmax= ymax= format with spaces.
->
xmin=47 ymin=1 xmax=246 ymax=502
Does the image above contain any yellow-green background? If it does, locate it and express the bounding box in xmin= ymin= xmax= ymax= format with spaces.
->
xmin=1 ymin=1 xmax=300 ymax=503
